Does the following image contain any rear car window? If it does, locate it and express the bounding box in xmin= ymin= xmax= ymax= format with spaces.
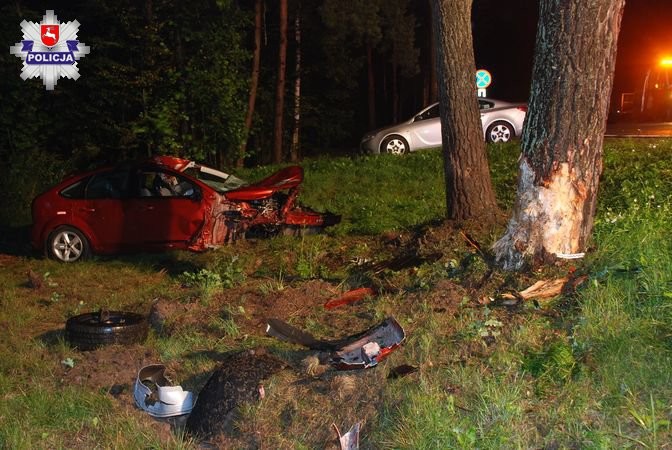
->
xmin=86 ymin=170 xmax=130 ymax=199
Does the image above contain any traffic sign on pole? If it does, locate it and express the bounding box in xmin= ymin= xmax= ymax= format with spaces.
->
xmin=476 ymin=69 xmax=492 ymax=89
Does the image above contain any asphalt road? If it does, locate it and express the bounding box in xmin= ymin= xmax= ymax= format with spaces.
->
xmin=605 ymin=121 xmax=672 ymax=137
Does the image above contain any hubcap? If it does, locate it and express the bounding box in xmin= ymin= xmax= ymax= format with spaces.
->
xmin=385 ymin=139 xmax=406 ymax=155
xmin=489 ymin=125 xmax=511 ymax=143
xmin=52 ymin=231 xmax=83 ymax=262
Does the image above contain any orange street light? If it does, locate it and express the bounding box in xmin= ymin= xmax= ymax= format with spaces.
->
xmin=660 ymin=58 xmax=672 ymax=67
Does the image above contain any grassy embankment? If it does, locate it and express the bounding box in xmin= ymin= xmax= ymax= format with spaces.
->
xmin=0 ymin=139 xmax=670 ymax=448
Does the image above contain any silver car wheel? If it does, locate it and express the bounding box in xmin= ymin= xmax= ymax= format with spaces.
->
xmin=382 ymin=135 xmax=409 ymax=155
xmin=50 ymin=228 xmax=86 ymax=262
xmin=487 ymin=121 xmax=513 ymax=143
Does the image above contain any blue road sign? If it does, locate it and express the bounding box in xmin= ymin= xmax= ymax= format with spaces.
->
xmin=476 ymin=69 xmax=492 ymax=89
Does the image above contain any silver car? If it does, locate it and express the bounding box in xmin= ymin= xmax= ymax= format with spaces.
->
xmin=360 ymin=98 xmax=527 ymax=155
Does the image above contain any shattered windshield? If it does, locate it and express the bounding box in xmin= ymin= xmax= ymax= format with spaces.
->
xmin=183 ymin=167 xmax=248 ymax=193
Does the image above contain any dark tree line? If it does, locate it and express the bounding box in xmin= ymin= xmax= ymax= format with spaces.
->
xmin=0 ymin=0 xmax=537 ymax=226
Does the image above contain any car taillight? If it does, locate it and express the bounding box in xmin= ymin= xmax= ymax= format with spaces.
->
xmin=517 ymin=106 xmax=528 ymax=112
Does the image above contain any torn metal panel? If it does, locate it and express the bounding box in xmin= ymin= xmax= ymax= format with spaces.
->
xmin=333 ymin=422 xmax=361 ymax=450
xmin=133 ymin=364 xmax=195 ymax=418
xmin=265 ymin=317 xmax=405 ymax=370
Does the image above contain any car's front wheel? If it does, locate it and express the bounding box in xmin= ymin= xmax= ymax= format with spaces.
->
xmin=47 ymin=226 xmax=91 ymax=263
xmin=486 ymin=121 xmax=514 ymax=143
xmin=381 ymin=135 xmax=409 ymax=155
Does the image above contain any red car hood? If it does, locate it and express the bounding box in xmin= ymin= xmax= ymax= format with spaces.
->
xmin=152 ymin=155 xmax=303 ymax=201
xmin=224 ymin=166 xmax=303 ymax=201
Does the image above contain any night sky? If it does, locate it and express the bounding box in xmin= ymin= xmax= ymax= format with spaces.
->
xmin=471 ymin=0 xmax=672 ymax=105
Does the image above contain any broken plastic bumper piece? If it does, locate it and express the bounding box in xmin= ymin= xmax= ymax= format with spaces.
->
xmin=133 ymin=364 xmax=195 ymax=418
xmin=265 ymin=317 xmax=405 ymax=370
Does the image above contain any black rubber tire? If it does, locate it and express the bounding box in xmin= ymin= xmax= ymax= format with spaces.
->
xmin=46 ymin=225 xmax=91 ymax=263
xmin=65 ymin=311 xmax=149 ymax=350
xmin=485 ymin=121 xmax=515 ymax=143
xmin=380 ymin=135 xmax=410 ymax=155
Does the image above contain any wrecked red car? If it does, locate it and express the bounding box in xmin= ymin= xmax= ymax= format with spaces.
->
xmin=31 ymin=156 xmax=339 ymax=262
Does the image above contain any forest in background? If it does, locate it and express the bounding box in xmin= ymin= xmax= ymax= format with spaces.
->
xmin=0 ymin=0 xmax=537 ymax=163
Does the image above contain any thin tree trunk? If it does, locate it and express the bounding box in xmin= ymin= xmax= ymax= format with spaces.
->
xmin=494 ymin=0 xmax=625 ymax=270
xmin=367 ymin=42 xmax=376 ymax=130
xmin=430 ymin=0 xmax=498 ymax=220
xmin=239 ymin=0 xmax=263 ymax=168
xmin=289 ymin=2 xmax=301 ymax=162
xmin=272 ymin=0 xmax=288 ymax=164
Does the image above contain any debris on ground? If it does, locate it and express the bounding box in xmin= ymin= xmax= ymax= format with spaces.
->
xmin=324 ymin=287 xmax=376 ymax=310
xmin=65 ymin=310 xmax=149 ymax=350
xmin=26 ymin=269 xmax=43 ymax=289
xmin=133 ymin=364 xmax=195 ymax=418
xmin=500 ymin=275 xmax=588 ymax=303
xmin=333 ymin=421 xmax=361 ymax=450
xmin=266 ymin=317 xmax=405 ymax=369
xmin=185 ymin=348 xmax=286 ymax=439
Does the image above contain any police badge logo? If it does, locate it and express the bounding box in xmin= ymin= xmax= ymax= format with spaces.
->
xmin=9 ymin=10 xmax=90 ymax=90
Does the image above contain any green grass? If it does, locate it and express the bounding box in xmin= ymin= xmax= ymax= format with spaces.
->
xmin=1 ymin=140 xmax=671 ymax=448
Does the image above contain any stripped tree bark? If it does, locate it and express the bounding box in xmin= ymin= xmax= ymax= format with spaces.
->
xmin=272 ymin=0 xmax=288 ymax=164
xmin=494 ymin=0 xmax=626 ymax=270
xmin=430 ymin=0 xmax=498 ymax=220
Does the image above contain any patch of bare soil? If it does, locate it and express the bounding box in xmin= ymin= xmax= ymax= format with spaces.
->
xmin=61 ymin=344 xmax=160 ymax=403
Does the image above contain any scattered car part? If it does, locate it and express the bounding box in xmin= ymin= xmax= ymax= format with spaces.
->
xmin=133 ymin=364 xmax=195 ymax=418
xmin=324 ymin=287 xmax=376 ymax=310
xmin=186 ymin=349 xmax=286 ymax=438
xmin=265 ymin=317 xmax=405 ymax=370
xmin=500 ymin=275 xmax=588 ymax=303
xmin=65 ymin=310 xmax=148 ymax=350
xmin=333 ymin=422 xmax=361 ymax=450
xmin=360 ymin=98 xmax=527 ymax=154
xmin=31 ymin=156 xmax=340 ymax=262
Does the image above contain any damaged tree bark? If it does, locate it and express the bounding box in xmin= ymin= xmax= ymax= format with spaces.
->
xmin=494 ymin=0 xmax=625 ymax=270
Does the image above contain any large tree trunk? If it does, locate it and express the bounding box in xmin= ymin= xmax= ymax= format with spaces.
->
xmin=430 ymin=0 xmax=498 ymax=220
xmin=272 ymin=0 xmax=288 ymax=164
xmin=494 ymin=0 xmax=625 ymax=270
xmin=238 ymin=0 xmax=263 ymax=168
xmin=290 ymin=2 xmax=301 ymax=163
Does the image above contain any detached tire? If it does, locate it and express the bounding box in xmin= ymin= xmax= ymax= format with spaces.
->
xmin=66 ymin=311 xmax=148 ymax=350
